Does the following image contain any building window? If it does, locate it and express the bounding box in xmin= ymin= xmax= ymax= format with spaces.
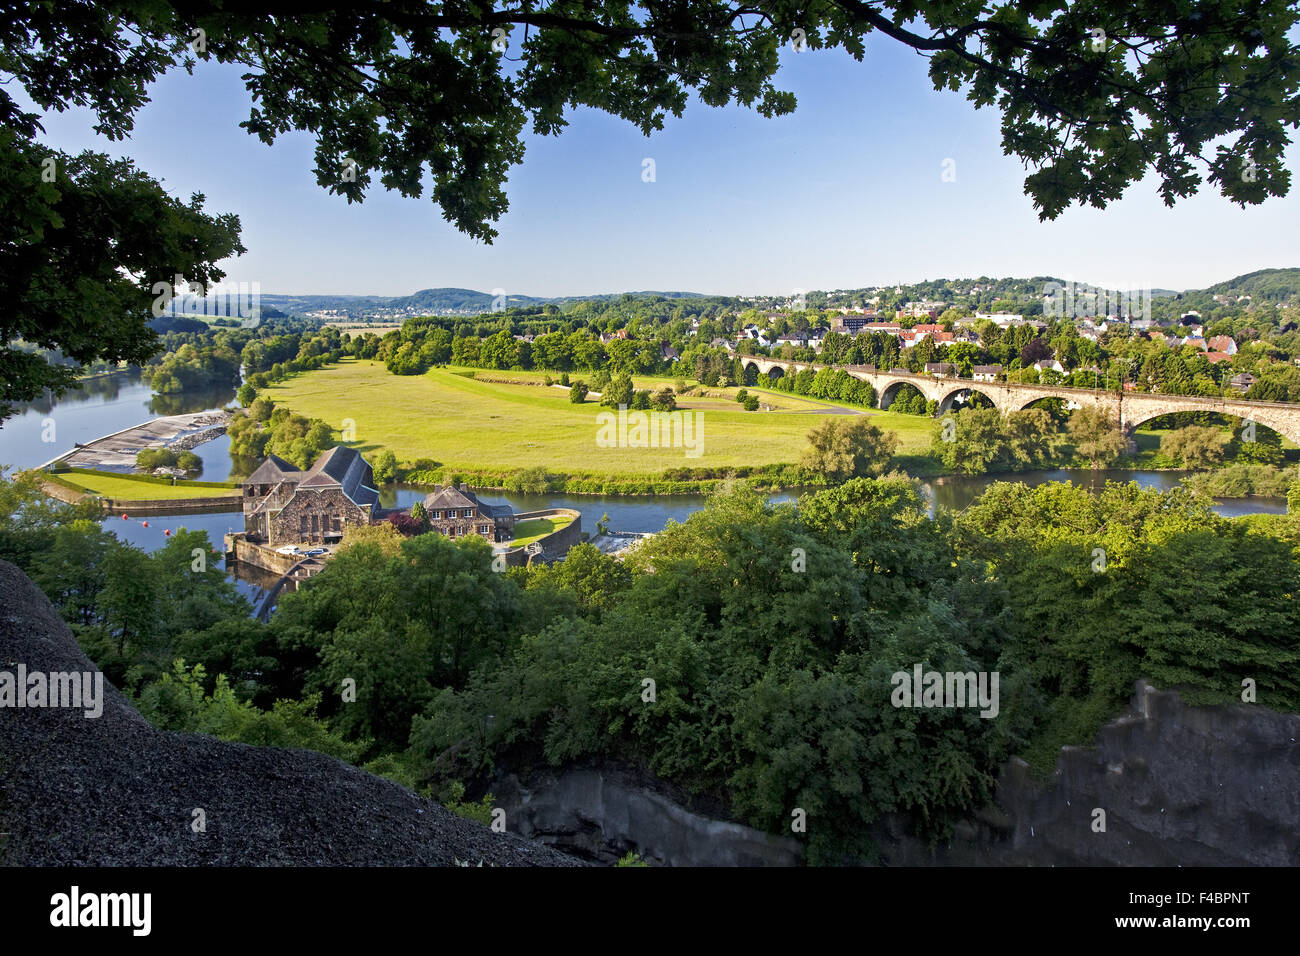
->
xmin=462 ymin=508 xmax=474 ymax=518
xmin=300 ymin=515 xmax=309 ymax=534
xmin=478 ymin=524 xmax=489 ymax=534
xmin=430 ymin=510 xmax=441 ymax=519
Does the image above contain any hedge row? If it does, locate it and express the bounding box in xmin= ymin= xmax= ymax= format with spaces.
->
xmin=58 ymin=467 xmax=238 ymax=489
xmin=401 ymin=465 xmax=816 ymax=497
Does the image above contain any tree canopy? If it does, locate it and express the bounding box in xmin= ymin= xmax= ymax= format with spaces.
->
xmin=4 ymin=0 xmax=1298 ymax=418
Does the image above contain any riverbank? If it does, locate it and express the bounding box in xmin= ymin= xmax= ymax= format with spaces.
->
xmin=43 ymin=409 xmax=233 ymax=471
xmin=38 ymin=468 xmax=241 ymax=514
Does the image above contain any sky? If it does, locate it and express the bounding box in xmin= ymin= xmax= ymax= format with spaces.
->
xmin=28 ymin=33 xmax=1300 ymax=298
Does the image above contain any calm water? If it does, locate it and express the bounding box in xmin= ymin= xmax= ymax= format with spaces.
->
xmin=1 ymin=375 xmax=1286 ymax=598
xmin=0 ymin=371 xmax=237 ymax=477
xmin=924 ymin=469 xmax=1288 ymax=518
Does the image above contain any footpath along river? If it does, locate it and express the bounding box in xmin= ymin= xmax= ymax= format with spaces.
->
xmin=0 ymin=371 xmax=1287 ymax=607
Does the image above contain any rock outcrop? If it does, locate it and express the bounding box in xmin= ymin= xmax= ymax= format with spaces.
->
xmin=494 ymin=767 xmax=804 ymax=866
xmin=877 ymin=681 xmax=1300 ymax=866
xmin=493 ymin=683 xmax=1300 ymax=866
xmin=0 ymin=560 xmax=578 ymax=867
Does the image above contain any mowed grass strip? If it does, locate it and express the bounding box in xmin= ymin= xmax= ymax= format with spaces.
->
xmin=266 ymin=358 xmax=936 ymax=475
xmin=57 ymin=471 xmax=240 ymax=500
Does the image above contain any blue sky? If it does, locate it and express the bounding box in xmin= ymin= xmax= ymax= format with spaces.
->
xmin=29 ymin=34 xmax=1300 ymax=297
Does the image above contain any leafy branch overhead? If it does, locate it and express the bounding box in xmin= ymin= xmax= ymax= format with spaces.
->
xmin=6 ymin=0 xmax=1298 ymax=242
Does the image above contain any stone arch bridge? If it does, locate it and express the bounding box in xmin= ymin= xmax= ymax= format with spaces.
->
xmin=742 ymin=356 xmax=1300 ymax=445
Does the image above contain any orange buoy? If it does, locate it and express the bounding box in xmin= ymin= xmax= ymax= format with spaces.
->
xmin=121 ymin=513 xmax=128 ymax=520
xmin=164 ymin=529 xmax=171 ymax=536
xmin=142 ymin=521 xmax=149 ymax=528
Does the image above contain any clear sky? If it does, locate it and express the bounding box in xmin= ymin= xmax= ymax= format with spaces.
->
xmin=29 ymin=34 xmax=1300 ymax=298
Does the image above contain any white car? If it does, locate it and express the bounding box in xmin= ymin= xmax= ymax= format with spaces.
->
xmin=275 ymin=545 xmax=302 ymax=555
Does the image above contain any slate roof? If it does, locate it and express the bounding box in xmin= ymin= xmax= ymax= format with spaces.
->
xmin=244 ymin=454 xmax=300 ymax=485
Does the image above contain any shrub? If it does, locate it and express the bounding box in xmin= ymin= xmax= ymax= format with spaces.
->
xmin=372 ymin=450 xmax=398 ymax=483
xmin=569 ymin=382 xmax=589 ymax=403
xmin=650 ymin=387 xmax=677 ymax=412
xmin=136 ymin=447 xmax=178 ymax=470
xmin=175 ymin=451 xmax=202 ymax=476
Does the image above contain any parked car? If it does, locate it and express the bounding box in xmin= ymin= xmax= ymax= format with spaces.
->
xmin=275 ymin=545 xmax=302 ymax=555
xmin=304 ymin=548 xmax=328 ymax=557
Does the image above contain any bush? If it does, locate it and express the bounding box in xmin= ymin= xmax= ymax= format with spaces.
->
xmin=735 ymin=388 xmax=748 ymax=403
xmin=509 ymin=466 xmax=551 ymax=494
xmin=249 ymin=396 xmax=276 ymax=422
xmin=650 ymin=387 xmax=677 ymax=412
xmin=136 ymin=447 xmax=178 ymax=470
xmin=743 ymin=395 xmax=760 ymax=411
xmin=176 ymin=451 xmax=202 ymax=476
xmin=630 ymin=390 xmax=651 ymax=410
xmin=372 ymin=450 xmax=398 ymax=483
xmin=569 ymin=382 xmax=589 ymax=403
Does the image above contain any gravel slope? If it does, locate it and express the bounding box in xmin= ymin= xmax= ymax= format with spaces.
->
xmin=0 ymin=560 xmax=580 ymax=866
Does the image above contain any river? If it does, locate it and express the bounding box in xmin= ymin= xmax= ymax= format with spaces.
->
xmin=0 ymin=371 xmax=1287 ymax=607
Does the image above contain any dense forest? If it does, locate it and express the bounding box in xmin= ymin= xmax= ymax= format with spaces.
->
xmin=4 ymin=467 xmax=1297 ymax=864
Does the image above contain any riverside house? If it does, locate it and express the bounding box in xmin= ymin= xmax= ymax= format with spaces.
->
xmin=423 ymin=484 xmax=516 ymax=543
xmin=241 ymin=446 xmax=380 ymax=546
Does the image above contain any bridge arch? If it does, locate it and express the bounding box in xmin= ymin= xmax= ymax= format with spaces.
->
xmin=879 ymin=379 xmax=929 ymax=412
xmin=937 ymin=386 xmax=998 ymax=415
xmin=742 ymin=361 xmax=760 ymax=386
xmin=1124 ymin=406 xmax=1300 ymax=449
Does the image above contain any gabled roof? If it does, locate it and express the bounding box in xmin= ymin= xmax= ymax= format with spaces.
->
xmin=286 ymin=445 xmax=379 ymax=510
xmin=424 ymin=485 xmax=482 ymax=513
xmin=243 ymin=454 xmax=300 ymax=486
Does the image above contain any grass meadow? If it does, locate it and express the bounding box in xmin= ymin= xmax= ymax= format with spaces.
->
xmin=264 ymin=359 xmax=937 ymax=476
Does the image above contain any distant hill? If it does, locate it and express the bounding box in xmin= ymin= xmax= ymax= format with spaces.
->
xmin=1198 ymin=268 xmax=1300 ymax=303
xmin=249 ymin=272 xmax=1296 ymax=321
xmin=256 ymin=288 xmax=709 ymax=317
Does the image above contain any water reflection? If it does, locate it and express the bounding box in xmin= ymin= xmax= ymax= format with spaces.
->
xmin=0 ymin=370 xmax=237 ymax=476
xmin=922 ymin=469 xmax=1287 ymax=517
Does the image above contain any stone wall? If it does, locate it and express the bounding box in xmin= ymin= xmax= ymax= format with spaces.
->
xmin=493 ymin=767 xmax=804 ymax=866
xmin=503 ymin=508 xmax=582 ymax=567
xmin=269 ymin=487 xmax=371 ymax=545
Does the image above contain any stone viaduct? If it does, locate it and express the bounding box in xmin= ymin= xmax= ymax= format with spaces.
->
xmin=742 ymin=356 xmax=1300 ymax=446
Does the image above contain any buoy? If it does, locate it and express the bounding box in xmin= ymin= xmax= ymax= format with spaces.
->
xmin=164 ymin=529 xmax=171 ymax=536
xmin=142 ymin=521 xmax=149 ymax=528
xmin=121 ymin=513 xmax=128 ymax=520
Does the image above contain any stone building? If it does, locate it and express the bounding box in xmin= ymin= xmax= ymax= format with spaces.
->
xmin=241 ymin=446 xmax=380 ymax=545
xmin=422 ymin=484 xmax=516 ymax=543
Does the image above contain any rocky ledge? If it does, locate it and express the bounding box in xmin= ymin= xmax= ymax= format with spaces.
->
xmin=0 ymin=559 xmax=580 ymax=867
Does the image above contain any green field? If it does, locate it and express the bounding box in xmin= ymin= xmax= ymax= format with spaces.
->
xmin=51 ymin=471 xmax=239 ymax=500
xmin=508 ymin=515 xmax=574 ymax=549
xmin=265 ymin=359 xmax=936 ymax=475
